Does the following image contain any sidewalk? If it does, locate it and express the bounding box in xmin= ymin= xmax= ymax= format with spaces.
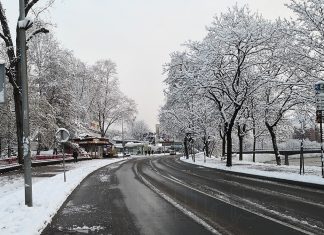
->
xmin=0 ymin=157 xmax=128 ymax=235
xmin=181 ymin=153 xmax=324 ymax=188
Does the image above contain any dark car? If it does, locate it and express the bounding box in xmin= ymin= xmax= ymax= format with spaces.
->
xmin=169 ymin=150 xmax=176 ymax=155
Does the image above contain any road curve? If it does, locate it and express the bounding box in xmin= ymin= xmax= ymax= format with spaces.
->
xmin=42 ymin=156 xmax=324 ymax=234
xmin=42 ymin=158 xmax=212 ymax=235
xmin=136 ymin=156 xmax=324 ymax=234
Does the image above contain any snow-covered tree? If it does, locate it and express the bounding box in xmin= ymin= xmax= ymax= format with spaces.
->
xmin=0 ymin=1 xmax=54 ymax=163
xmin=191 ymin=6 xmax=283 ymax=166
xmin=88 ymin=60 xmax=137 ymax=137
xmin=161 ymin=4 xmax=317 ymax=166
xmin=128 ymin=119 xmax=150 ymax=140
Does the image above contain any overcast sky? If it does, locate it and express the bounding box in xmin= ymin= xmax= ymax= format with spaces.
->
xmin=2 ymin=0 xmax=292 ymax=130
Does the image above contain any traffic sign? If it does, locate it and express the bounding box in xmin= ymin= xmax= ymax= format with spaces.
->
xmin=315 ymin=81 xmax=324 ymax=91
xmin=316 ymin=105 xmax=324 ymax=110
xmin=55 ymin=128 xmax=70 ymax=143
xmin=316 ymin=110 xmax=324 ymax=123
xmin=316 ymin=97 xmax=324 ymax=103
xmin=315 ymin=81 xmax=324 ymax=122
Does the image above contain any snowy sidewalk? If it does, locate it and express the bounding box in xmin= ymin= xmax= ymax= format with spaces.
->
xmin=0 ymin=158 xmax=128 ymax=235
xmin=181 ymin=153 xmax=324 ymax=187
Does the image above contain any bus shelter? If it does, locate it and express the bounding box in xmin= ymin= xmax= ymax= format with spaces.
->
xmin=73 ymin=136 xmax=112 ymax=158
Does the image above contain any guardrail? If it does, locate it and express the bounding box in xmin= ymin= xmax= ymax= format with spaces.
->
xmin=0 ymin=153 xmax=92 ymax=173
xmin=234 ymin=149 xmax=322 ymax=165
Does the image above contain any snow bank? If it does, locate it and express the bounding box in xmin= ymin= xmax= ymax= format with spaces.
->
xmin=181 ymin=153 xmax=324 ymax=186
xmin=0 ymin=158 xmax=125 ymax=235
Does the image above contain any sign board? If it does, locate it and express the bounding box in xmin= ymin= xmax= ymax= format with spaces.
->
xmin=55 ymin=128 xmax=70 ymax=143
xmin=316 ymin=110 xmax=323 ymax=123
xmin=315 ymin=81 xmax=324 ymax=91
xmin=316 ymin=104 xmax=324 ymax=110
xmin=316 ymin=97 xmax=324 ymax=103
xmin=315 ymin=81 xmax=324 ymax=122
xmin=0 ymin=64 xmax=5 ymax=104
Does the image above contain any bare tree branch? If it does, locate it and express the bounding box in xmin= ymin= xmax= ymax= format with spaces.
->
xmin=25 ymin=0 xmax=40 ymax=16
xmin=0 ymin=31 xmax=8 ymax=44
xmin=0 ymin=2 xmax=15 ymax=62
xmin=27 ymin=27 xmax=49 ymax=42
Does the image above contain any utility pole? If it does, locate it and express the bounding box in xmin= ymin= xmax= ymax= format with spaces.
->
xmin=321 ymin=122 xmax=324 ymax=178
xmin=122 ymin=118 xmax=125 ymax=156
xmin=299 ymin=119 xmax=305 ymax=175
xmin=19 ymin=0 xmax=33 ymax=206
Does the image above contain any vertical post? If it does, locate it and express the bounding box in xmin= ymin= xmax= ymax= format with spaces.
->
xmin=285 ymin=154 xmax=289 ymax=166
xmin=300 ymin=120 xmax=304 ymax=175
xmin=300 ymin=142 xmax=303 ymax=175
xmin=302 ymin=121 xmax=305 ymax=174
xmin=61 ymin=133 xmax=66 ymax=182
xmin=19 ymin=0 xmax=32 ymax=206
xmin=122 ymin=118 xmax=125 ymax=157
xmin=321 ymin=122 xmax=324 ymax=178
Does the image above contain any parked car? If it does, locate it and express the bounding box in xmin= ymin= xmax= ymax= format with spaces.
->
xmin=169 ymin=150 xmax=176 ymax=155
xmin=123 ymin=152 xmax=131 ymax=157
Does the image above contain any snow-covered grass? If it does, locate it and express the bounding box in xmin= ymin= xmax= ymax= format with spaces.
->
xmin=0 ymin=158 xmax=126 ymax=235
xmin=181 ymin=153 xmax=324 ymax=186
xmin=230 ymin=152 xmax=321 ymax=163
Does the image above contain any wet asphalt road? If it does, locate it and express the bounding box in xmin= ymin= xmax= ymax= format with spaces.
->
xmin=42 ymin=156 xmax=324 ymax=235
xmin=41 ymin=158 xmax=211 ymax=235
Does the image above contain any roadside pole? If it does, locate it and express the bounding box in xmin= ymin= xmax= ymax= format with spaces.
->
xmin=19 ymin=0 xmax=32 ymax=207
xmin=122 ymin=118 xmax=125 ymax=157
xmin=321 ymin=122 xmax=324 ymax=177
xmin=61 ymin=132 xmax=66 ymax=182
xmin=315 ymin=81 xmax=324 ymax=178
xmin=55 ymin=128 xmax=70 ymax=182
xmin=299 ymin=120 xmax=305 ymax=175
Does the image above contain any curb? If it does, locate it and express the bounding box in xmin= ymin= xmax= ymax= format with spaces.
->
xmin=213 ymin=167 xmax=324 ymax=190
xmin=0 ymin=158 xmax=93 ymax=173
xmin=0 ymin=164 xmax=21 ymax=173
xmin=179 ymin=157 xmax=324 ymax=190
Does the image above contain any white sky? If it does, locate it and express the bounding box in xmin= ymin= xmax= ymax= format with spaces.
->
xmin=2 ymin=0 xmax=292 ymax=130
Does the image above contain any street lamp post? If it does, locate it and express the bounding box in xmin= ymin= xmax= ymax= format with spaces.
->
xmin=122 ymin=118 xmax=125 ymax=157
xmin=19 ymin=0 xmax=32 ymax=207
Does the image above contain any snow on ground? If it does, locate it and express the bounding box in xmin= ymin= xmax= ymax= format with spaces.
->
xmin=181 ymin=153 xmax=324 ymax=186
xmin=0 ymin=158 xmax=127 ymax=235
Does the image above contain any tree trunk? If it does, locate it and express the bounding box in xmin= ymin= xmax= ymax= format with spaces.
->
xmin=266 ymin=122 xmax=281 ymax=165
xmin=238 ymin=125 xmax=242 ymax=161
xmin=184 ymin=136 xmax=189 ymax=159
xmin=239 ymin=135 xmax=243 ymax=161
xmin=252 ymin=128 xmax=256 ymax=163
xmin=220 ymin=124 xmax=227 ymax=158
xmin=238 ymin=124 xmax=246 ymax=161
xmin=205 ymin=139 xmax=209 ymax=158
xmin=226 ymin=121 xmax=234 ymax=167
xmin=226 ymin=108 xmax=240 ymax=167
xmin=13 ymin=86 xmax=23 ymax=164
xmin=36 ymin=133 xmax=41 ymax=155
xmin=15 ymin=27 xmax=24 ymax=164
xmin=226 ymin=128 xmax=232 ymax=167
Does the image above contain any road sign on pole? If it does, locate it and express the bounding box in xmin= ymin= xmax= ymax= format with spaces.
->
xmin=315 ymin=81 xmax=324 ymax=177
xmin=315 ymin=81 xmax=324 ymax=118
xmin=55 ymin=128 xmax=70 ymax=182
xmin=55 ymin=128 xmax=70 ymax=143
